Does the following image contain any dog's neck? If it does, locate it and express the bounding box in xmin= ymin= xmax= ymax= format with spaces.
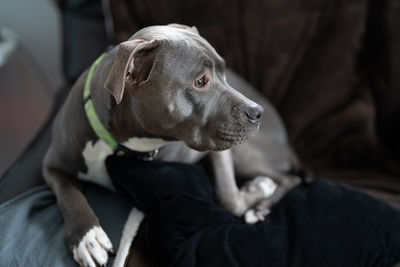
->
xmin=88 ymin=55 xmax=167 ymax=152
xmin=121 ymin=137 xmax=168 ymax=152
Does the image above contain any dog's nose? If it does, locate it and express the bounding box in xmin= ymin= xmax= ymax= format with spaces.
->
xmin=245 ymin=104 xmax=263 ymax=123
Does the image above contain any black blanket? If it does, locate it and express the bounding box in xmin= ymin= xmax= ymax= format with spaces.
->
xmin=107 ymin=154 xmax=400 ymax=267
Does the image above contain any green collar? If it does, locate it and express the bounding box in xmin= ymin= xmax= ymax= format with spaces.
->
xmin=83 ymin=53 xmax=158 ymax=159
xmin=83 ymin=53 xmax=119 ymax=151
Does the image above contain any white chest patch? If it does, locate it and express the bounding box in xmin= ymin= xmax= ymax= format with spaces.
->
xmin=78 ymin=137 xmax=167 ymax=190
xmin=78 ymin=140 xmax=115 ymax=190
xmin=122 ymin=137 xmax=167 ymax=152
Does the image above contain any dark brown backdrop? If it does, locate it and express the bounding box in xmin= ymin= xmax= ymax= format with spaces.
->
xmin=108 ymin=0 xmax=400 ymax=207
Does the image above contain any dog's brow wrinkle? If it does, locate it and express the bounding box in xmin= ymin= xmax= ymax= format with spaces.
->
xmin=204 ymin=59 xmax=212 ymax=67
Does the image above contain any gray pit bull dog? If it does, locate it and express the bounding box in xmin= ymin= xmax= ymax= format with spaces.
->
xmin=42 ymin=24 xmax=301 ymax=266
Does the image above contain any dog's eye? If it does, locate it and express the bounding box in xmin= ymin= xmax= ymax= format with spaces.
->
xmin=194 ymin=75 xmax=207 ymax=88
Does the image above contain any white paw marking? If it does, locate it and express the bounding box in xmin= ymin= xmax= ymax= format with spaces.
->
xmin=255 ymin=176 xmax=277 ymax=198
xmin=244 ymin=208 xmax=270 ymax=224
xmin=73 ymin=226 xmax=113 ymax=267
xmin=244 ymin=209 xmax=260 ymax=224
xmin=113 ymin=207 xmax=145 ymax=267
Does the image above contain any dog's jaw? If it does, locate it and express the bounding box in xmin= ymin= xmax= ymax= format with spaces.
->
xmin=185 ymin=123 xmax=259 ymax=152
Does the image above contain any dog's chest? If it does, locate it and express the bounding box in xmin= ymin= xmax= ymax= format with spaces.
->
xmin=77 ymin=137 xmax=167 ymax=189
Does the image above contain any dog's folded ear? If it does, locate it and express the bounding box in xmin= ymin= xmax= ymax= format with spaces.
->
xmin=105 ymin=39 xmax=161 ymax=104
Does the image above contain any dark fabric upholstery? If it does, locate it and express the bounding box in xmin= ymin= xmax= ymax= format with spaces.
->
xmin=107 ymin=153 xmax=400 ymax=267
xmin=60 ymin=0 xmax=110 ymax=85
xmin=0 ymin=88 xmax=69 ymax=204
xmin=0 ymin=185 xmax=132 ymax=266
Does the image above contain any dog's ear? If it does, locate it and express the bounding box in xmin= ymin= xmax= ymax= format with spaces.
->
xmin=105 ymin=39 xmax=160 ymax=104
xmin=168 ymin=23 xmax=200 ymax=35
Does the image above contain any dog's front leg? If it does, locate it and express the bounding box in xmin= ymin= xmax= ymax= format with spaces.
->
xmin=210 ymin=150 xmax=273 ymax=218
xmin=43 ymin=167 xmax=113 ymax=267
xmin=209 ymin=150 xmax=242 ymax=214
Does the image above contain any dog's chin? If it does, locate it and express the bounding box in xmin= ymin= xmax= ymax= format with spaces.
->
xmin=217 ymin=123 xmax=256 ymax=139
xmin=186 ymin=125 xmax=257 ymax=152
xmin=187 ymin=142 xmax=236 ymax=152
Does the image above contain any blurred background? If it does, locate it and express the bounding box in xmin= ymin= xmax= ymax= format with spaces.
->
xmin=0 ymin=0 xmax=62 ymax=174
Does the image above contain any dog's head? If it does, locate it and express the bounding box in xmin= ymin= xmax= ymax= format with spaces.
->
xmin=105 ymin=24 xmax=263 ymax=151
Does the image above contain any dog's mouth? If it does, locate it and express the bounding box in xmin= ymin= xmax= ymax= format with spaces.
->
xmin=218 ymin=122 xmax=256 ymax=141
xmin=197 ymin=123 xmax=255 ymax=151
xmin=184 ymin=123 xmax=258 ymax=152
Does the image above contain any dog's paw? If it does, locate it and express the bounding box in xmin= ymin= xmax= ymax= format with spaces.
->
xmin=72 ymin=226 xmax=113 ymax=267
xmin=242 ymin=176 xmax=277 ymax=198
xmin=241 ymin=176 xmax=276 ymax=224
xmin=244 ymin=207 xmax=271 ymax=224
xmin=244 ymin=197 xmax=274 ymax=224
